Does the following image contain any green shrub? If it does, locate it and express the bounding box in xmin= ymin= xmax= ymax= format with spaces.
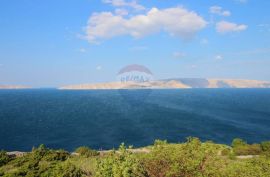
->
xmin=154 ymin=139 xmax=168 ymax=147
xmin=261 ymin=141 xmax=270 ymax=152
xmin=75 ymin=146 xmax=99 ymax=157
xmin=0 ymin=150 xmax=10 ymax=167
xmin=52 ymin=162 xmax=83 ymax=177
xmin=232 ymin=138 xmax=247 ymax=148
xmin=95 ymin=143 xmax=146 ymax=177
xmin=142 ymin=137 xmax=223 ymax=177
xmin=43 ymin=150 xmax=70 ymax=161
xmin=233 ymin=144 xmax=262 ymax=155
xmin=231 ymin=139 xmax=262 ymax=155
xmin=221 ymin=148 xmax=231 ymax=156
xmin=1 ymin=138 xmax=270 ymax=177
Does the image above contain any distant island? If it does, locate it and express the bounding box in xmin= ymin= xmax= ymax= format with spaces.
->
xmin=59 ymin=78 xmax=270 ymax=90
xmin=0 ymin=85 xmax=30 ymax=89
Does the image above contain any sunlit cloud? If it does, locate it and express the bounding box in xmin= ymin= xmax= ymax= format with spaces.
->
xmin=85 ymin=7 xmax=207 ymax=43
xmin=200 ymin=38 xmax=209 ymax=45
xmin=115 ymin=8 xmax=129 ymax=16
xmin=235 ymin=0 xmax=248 ymax=4
xmin=102 ymin=0 xmax=145 ymax=11
xmin=216 ymin=21 xmax=247 ymax=33
xmin=173 ymin=52 xmax=186 ymax=59
xmin=210 ymin=6 xmax=231 ymax=16
xmin=96 ymin=65 xmax=102 ymax=71
xmin=215 ymin=55 xmax=223 ymax=61
xmin=129 ymin=46 xmax=148 ymax=51
xmin=78 ymin=48 xmax=87 ymax=53
xmin=191 ymin=65 xmax=197 ymax=69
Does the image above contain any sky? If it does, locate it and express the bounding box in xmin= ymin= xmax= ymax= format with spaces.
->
xmin=0 ymin=0 xmax=270 ymax=87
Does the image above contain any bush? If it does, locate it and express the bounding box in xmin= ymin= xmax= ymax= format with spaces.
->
xmin=232 ymin=138 xmax=247 ymax=148
xmin=142 ymin=137 xmax=223 ymax=177
xmin=154 ymin=139 xmax=168 ymax=147
xmin=43 ymin=149 xmax=70 ymax=161
xmin=1 ymin=138 xmax=270 ymax=177
xmin=95 ymin=143 xmax=146 ymax=177
xmin=233 ymin=144 xmax=262 ymax=155
xmin=232 ymin=139 xmax=262 ymax=155
xmin=0 ymin=150 xmax=10 ymax=167
xmin=261 ymin=141 xmax=270 ymax=152
xmin=221 ymin=148 xmax=231 ymax=156
xmin=75 ymin=146 xmax=99 ymax=157
xmin=52 ymin=162 xmax=83 ymax=177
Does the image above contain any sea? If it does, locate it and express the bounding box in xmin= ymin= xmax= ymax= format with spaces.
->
xmin=0 ymin=89 xmax=270 ymax=151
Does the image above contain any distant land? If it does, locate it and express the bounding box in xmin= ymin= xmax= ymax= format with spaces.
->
xmin=59 ymin=78 xmax=270 ymax=90
xmin=0 ymin=85 xmax=30 ymax=89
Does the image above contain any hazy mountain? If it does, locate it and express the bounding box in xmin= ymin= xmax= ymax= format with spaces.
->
xmin=0 ymin=85 xmax=30 ymax=89
xmin=59 ymin=78 xmax=270 ymax=90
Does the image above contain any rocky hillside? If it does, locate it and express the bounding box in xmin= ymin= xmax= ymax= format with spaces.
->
xmin=59 ymin=78 xmax=270 ymax=90
xmin=0 ymin=85 xmax=30 ymax=89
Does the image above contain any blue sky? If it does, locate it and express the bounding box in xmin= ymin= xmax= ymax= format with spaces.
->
xmin=0 ymin=0 xmax=270 ymax=87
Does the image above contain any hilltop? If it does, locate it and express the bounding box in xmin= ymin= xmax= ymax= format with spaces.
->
xmin=0 ymin=85 xmax=30 ymax=89
xmin=59 ymin=78 xmax=270 ymax=90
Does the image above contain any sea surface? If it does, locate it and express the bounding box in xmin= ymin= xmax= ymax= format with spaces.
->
xmin=0 ymin=89 xmax=270 ymax=151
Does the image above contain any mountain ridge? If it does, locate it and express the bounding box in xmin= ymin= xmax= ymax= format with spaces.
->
xmin=0 ymin=85 xmax=30 ymax=89
xmin=59 ymin=78 xmax=270 ymax=90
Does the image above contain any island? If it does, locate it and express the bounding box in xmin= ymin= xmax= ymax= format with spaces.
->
xmin=59 ymin=78 xmax=270 ymax=90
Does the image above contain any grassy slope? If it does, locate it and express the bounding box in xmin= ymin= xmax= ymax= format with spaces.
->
xmin=1 ymin=138 xmax=270 ymax=177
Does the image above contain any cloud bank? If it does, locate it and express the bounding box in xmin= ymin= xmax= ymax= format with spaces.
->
xmin=85 ymin=7 xmax=207 ymax=43
xmin=210 ymin=6 xmax=231 ymax=16
xmin=103 ymin=0 xmax=145 ymax=11
xmin=216 ymin=21 xmax=247 ymax=33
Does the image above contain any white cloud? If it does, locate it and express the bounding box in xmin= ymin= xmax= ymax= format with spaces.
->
xmin=115 ymin=8 xmax=129 ymax=16
xmin=103 ymin=0 xmax=145 ymax=11
xmin=173 ymin=52 xmax=186 ymax=58
xmin=231 ymin=48 xmax=270 ymax=56
xmin=78 ymin=48 xmax=87 ymax=53
xmin=191 ymin=65 xmax=197 ymax=69
xmin=216 ymin=21 xmax=247 ymax=33
xmin=96 ymin=65 xmax=102 ymax=71
xmin=200 ymin=38 xmax=208 ymax=45
xmin=85 ymin=7 xmax=207 ymax=43
xmin=258 ymin=24 xmax=270 ymax=32
xmin=215 ymin=55 xmax=223 ymax=60
xmin=129 ymin=46 xmax=148 ymax=51
xmin=209 ymin=6 xmax=231 ymax=16
xmin=235 ymin=0 xmax=247 ymax=3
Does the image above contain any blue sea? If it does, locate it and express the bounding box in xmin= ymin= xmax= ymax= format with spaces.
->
xmin=1 ymin=89 xmax=270 ymax=151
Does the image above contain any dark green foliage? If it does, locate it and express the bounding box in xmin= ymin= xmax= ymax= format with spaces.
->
xmin=232 ymin=139 xmax=262 ymax=155
xmin=1 ymin=139 xmax=270 ymax=177
xmin=0 ymin=150 xmax=10 ymax=167
xmin=153 ymin=139 xmax=168 ymax=147
xmin=232 ymin=138 xmax=247 ymax=148
xmin=221 ymin=148 xmax=231 ymax=156
xmin=75 ymin=146 xmax=99 ymax=157
xmin=261 ymin=141 xmax=270 ymax=152
xmin=141 ymin=137 xmax=223 ymax=177
xmin=223 ymin=157 xmax=270 ymax=177
xmin=95 ymin=143 xmax=146 ymax=177
xmin=233 ymin=143 xmax=262 ymax=155
xmin=0 ymin=144 xmax=77 ymax=177
xmin=52 ymin=162 xmax=83 ymax=177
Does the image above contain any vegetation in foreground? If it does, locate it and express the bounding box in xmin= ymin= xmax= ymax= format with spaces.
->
xmin=1 ymin=137 xmax=270 ymax=177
